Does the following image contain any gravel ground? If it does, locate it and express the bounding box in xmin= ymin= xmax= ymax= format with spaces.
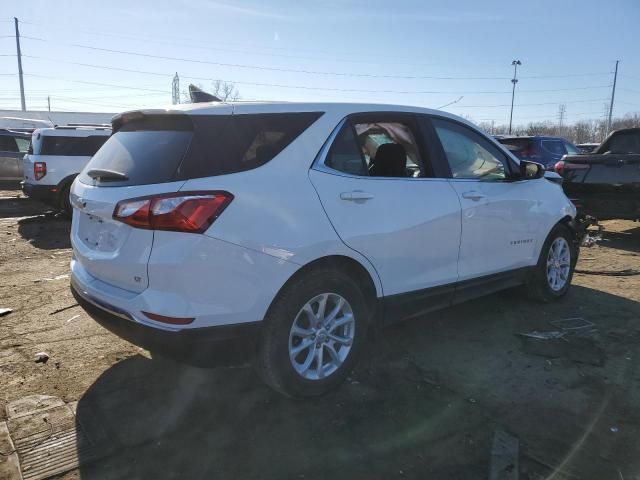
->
xmin=1 ymin=188 xmax=640 ymax=480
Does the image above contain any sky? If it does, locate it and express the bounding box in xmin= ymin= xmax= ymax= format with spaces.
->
xmin=0 ymin=0 xmax=639 ymax=127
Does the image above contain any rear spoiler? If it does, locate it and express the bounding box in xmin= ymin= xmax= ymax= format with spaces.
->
xmin=111 ymin=110 xmax=194 ymax=133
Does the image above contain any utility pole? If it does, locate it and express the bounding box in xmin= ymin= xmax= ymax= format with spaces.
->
xmin=47 ymin=96 xmax=51 ymax=112
xmin=508 ymin=60 xmax=521 ymax=134
xmin=558 ymin=104 xmax=566 ymax=130
xmin=606 ymin=60 xmax=619 ymax=136
xmin=14 ymin=17 xmax=26 ymax=111
xmin=172 ymin=73 xmax=180 ymax=105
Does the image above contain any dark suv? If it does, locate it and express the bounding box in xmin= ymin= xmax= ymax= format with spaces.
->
xmin=496 ymin=136 xmax=580 ymax=169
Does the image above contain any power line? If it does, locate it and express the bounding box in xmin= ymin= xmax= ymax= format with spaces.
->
xmin=24 ymin=73 xmax=170 ymax=93
xmin=449 ymin=98 xmax=609 ymax=108
xmin=19 ymin=55 xmax=620 ymax=97
xmin=70 ymin=44 xmax=515 ymax=80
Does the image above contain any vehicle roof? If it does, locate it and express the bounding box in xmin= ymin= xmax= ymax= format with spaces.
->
xmin=117 ymin=101 xmax=474 ymax=125
xmin=496 ymin=135 xmax=570 ymax=141
xmin=31 ymin=126 xmax=112 ymax=137
xmin=0 ymin=128 xmax=30 ymax=138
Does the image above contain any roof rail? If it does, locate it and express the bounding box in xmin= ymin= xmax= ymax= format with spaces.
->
xmin=54 ymin=124 xmax=112 ymax=130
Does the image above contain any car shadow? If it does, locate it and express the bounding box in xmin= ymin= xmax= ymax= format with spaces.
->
xmin=16 ymin=212 xmax=71 ymax=249
xmin=599 ymin=225 xmax=640 ymax=254
xmin=0 ymin=196 xmax=49 ymax=218
xmin=74 ymin=285 xmax=640 ymax=479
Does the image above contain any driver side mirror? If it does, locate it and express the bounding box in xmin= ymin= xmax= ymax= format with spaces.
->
xmin=520 ymin=160 xmax=545 ymax=180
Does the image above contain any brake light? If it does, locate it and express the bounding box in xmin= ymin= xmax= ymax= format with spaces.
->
xmin=113 ymin=191 xmax=233 ymax=233
xmin=554 ymin=161 xmax=589 ymax=175
xmin=34 ymin=162 xmax=46 ymax=180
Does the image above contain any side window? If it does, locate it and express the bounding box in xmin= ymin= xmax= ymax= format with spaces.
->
xmin=15 ymin=138 xmax=30 ymax=153
xmin=0 ymin=136 xmax=19 ymax=152
xmin=325 ymin=125 xmax=368 ymax=176
xmin=432 ymin=118 xmax=508 ymax=181
xmin=607 ymin=132 xmax=640 ymax=154
xmin=564 ymin=142 xmax=579 ymax=155
xmin=325 ymin=118 xmax=429 ymax=178
xmin=541 ymin=139 xmax=567 ymax=155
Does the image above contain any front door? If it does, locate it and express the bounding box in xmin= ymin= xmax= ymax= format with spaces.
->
xmin=429 ymin=117 xmax=543 ymax=282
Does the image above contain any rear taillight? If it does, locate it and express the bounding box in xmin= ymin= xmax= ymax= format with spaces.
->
xmin=554 ymin=161 xmax=589 ymax=175
xmin=113 ymin=191 xmax=233 ymax=233
xmin=34 ymin=162 xmax=46 ymax=180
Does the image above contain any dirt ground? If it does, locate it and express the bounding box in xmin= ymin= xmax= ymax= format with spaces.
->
xmin=2 ymin=186 xmax=640 ymax=480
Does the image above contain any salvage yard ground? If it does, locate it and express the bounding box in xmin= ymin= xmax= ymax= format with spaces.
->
xmin=1 ymin=187 xmax=640 ymax=480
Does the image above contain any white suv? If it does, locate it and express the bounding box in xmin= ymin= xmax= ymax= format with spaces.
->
xmin=22 ymin=125 xmax=111 ymax=213
xmin=70 ymin=102 xmax=580 ymax=396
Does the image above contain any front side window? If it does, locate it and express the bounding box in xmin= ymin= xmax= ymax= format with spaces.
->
xmin=564 ymin=142 xmax=579 ymax=155
xmin=433 ymin=118 xmax=508 ymax=180
xmin=325 ymin=118 xmax=427 ymax=178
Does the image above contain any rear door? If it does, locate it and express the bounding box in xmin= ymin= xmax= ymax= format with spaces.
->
xmin=309 ymin=113 xmax=461 ymax=316
xmin=0 ymin=135 xmax=25 ymax=180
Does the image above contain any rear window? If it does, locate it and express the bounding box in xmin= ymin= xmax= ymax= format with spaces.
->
xmin=605 ymin=132 xmax=640 ymax=154
xmin=0 ymin=135 xmax=19 ymax=152
xmin=41 ymin=135 xmax=109 ymax=156
xmin=79 ymin=112 xmax=323 ymax=186
xmin=496 ymin=138 xmax=532 ymax=158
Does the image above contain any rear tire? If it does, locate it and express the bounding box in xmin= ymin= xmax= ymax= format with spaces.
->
xmin=59 ymin=183 xmax=72 ymax=217
xmin=528 ymin=224 xmax=576 ymax=302
xmin=256 ymin=268 xmax=371 ymax=397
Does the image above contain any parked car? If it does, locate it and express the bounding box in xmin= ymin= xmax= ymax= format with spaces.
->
xmin=0 ymin=129 xmax=31 ymax=182
xmin=556 ymin=127 xmax=640 ymax=220
xmin=70 ymin=103 xmax=582 ymax=397
xmin=496 ymin=135 xmax=580 ymax=169
xmin=22 ymin=125 xmax=111 ymax=213
xmin=576 ymin=142 xmax=600 ymax=154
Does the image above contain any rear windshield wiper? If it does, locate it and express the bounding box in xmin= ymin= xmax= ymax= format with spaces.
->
xmin=86 ymin=169 xmax=129 ymax=182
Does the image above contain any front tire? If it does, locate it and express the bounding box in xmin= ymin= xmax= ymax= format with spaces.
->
xmin=256 ymin=268 xmax=371 ymax=397
xmin=528 ymin=224 xmax=577 ymax=302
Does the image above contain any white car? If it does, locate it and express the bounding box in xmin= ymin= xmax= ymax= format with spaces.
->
xmin=22 ymin=125 xmax=111 ymax=213
xmin=70 ymin=102 xmax=580 ymax=397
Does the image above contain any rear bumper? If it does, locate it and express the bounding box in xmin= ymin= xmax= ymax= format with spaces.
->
xmin=22 ymin=182 xmax=58 ymax=206
xmin=71 ymin=280 xmax=261 ymax=367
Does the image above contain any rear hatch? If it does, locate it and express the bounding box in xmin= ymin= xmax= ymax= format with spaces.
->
xmin=71 ymin=111 xmax=218 ymax=293
xmin=71 ymin=108 xmax=322 ymax=293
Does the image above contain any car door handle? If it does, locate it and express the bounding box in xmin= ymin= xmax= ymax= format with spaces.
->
xmin=461 ymin=191 xmax=486 ymax=201
xmin=340 ymin=191 xmax=374 ymax=202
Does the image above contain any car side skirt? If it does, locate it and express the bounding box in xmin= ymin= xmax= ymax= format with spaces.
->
xmin=382 ymin=267 xmax=533 ymax=325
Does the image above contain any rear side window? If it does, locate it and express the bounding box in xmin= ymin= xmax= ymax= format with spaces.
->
xmin=15 ymin=137 xmax=30 ymax=153
xmin=180 ymin=112 xmax=323 ymax=179
xmin=41 ymin=135 xmax=109 ymax=156
xmin=79 ymin=112 xmax=322 ymax=186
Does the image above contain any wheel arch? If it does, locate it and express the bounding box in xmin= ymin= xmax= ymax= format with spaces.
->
xmin=267 ymin=254 xmax=381 ymax=322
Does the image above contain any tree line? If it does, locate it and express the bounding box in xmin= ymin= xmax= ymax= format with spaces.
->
xmin=476 ymin=113 xmax=640 ymax=144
